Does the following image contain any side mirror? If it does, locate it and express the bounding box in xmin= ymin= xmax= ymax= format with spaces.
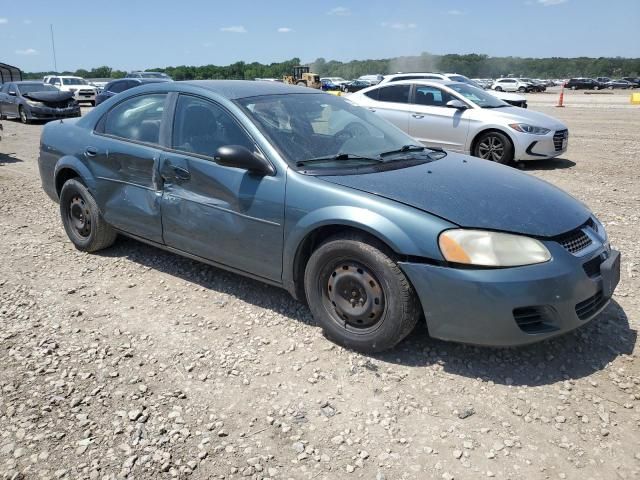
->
xmin=8 ymin=91 xmax=16 ymax=96
xmin=446 ymin=99 xmax=468 ymax=110
xmin=214 ymin=145 xmax=274 ymax=175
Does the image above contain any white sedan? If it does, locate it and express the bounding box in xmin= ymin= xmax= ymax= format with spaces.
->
xmin=348 ymin=80 xmax=568 ymax=164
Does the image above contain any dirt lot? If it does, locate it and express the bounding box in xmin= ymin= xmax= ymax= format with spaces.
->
xmin=1 ymin=90 xmax=639 ymax=480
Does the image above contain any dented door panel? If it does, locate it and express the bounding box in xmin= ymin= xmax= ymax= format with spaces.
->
xmin=87 ymin=136 xmax=164 ymax=243
xmin=160 ymin=152 xmax=285 ymax=281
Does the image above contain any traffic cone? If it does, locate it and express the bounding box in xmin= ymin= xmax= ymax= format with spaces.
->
xmin=556 ymin=85 xmax=565 ymax=107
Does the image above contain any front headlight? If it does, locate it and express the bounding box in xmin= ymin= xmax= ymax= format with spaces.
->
xmin=508 ymin=123 xmax=551 ymax=135
xmin=439 ymin=229 xmax=551 ymax=267
xmin=68 ymin=88 xmax=77 ymax=93
xmin=25 ymin=100 xmax=44 ymax=107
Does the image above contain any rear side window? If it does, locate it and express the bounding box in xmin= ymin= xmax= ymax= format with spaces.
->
xmin=102 ymin=94 xmax=167 ymax=145
xmin=172 ymin=95 xmax=255 ymax=158
xmin=377 ymin=85 xmax=411 ymax=104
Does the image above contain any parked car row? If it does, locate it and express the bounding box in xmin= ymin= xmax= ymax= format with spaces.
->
xmin=565 ymin=77 xmax=639 ymax=90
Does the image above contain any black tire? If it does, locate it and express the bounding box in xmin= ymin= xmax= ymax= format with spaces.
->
xmin=518 ymin=86 xmax=526 ymax=93
xmin=570 ymin=86 xmax=577 ymax=90
xmin=19 ymin=106 xmax=29 ymax=124
xmin=304 ymin=233 xmax=421 ymax=353
xmin=495 ymin=86 xmax=503 ymax=92
xmin=473 ymin=131 xmax=514 ymax=164
xmin=59 ymin=179 xmax=117 ymax=252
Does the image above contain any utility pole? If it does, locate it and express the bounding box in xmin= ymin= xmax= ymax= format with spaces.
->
xmin=50 ymin=24 xmax=58 ymax=72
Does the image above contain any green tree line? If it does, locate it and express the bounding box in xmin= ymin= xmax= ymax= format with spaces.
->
xmin=23 ymin=53 xmax=640 ymax=81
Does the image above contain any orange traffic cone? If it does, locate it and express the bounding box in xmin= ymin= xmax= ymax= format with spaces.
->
xmin=556 ymin=85 xmax=565 ymax=107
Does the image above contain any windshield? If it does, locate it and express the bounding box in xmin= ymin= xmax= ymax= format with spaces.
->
xmin=62 ymin=78 xmax=88 ymax=85
xmin=446 ymin=74 xmax=486 ymax=90
xmin=447 ymin=83 xmax=510 ymax=108
xmin=17 ymin=83 xmax=59 ymax=95
xmin=237 ymin=93 xmax=435 ymax=170
xmin=142 ymin=72 xmax=168 ymax=78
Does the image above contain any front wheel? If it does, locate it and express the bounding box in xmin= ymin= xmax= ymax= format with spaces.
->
xmin=494 ymin=86 xmax=503 ymax=92
xmin=474 ymin=131 xmax=514 ymax=164
xmin=59 ymin=179 xmax=117 ymax=252
xmin=518 ymin=86 xmax=526 ymax=93
xmin=304 ymin=233 xmax=421 ymax=353
xmin=19 ymin=106 xmax=29 ymax=124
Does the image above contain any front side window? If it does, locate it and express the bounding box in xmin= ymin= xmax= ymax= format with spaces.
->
xmin=377 ymin=85 xmax=411 ymax=103
xmin=447 ymin=83 xmax=508 ymax=108
xmin=413 ymin=85 xmax=454 ymax=107
xmin=172 ymin=95 xmax=255 ymax=158
xmin=107 ymin=81 xmax=129 ymax=94
xmin=103 ymin=94 xmax=167 ymax=144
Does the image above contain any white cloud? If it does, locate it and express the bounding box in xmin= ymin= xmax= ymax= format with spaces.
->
xmin=538 ymin=0 xmax=568 ymax=5
xmin=0 ymin=18 xmax=8 ymax=24
xmin=23 ymin=19 xmax=32 ymax=24
xmin=381 ymin=22 xmax=417 ymax=30
xmin=15 ymin=48 xmax=38 ymax=55
xmin=447 ymin=9 xmax=466 ymax=15
xmin=327 ymin=6 xmax=350 ymax=16
xmin=277 ymin=27 xmax=292 ymax=33
xmin=220 ymin=25 xmax=247 ymax=33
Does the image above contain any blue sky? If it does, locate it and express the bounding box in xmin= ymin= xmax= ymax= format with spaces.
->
xmin=1 ymin=0 xmax=639 ymax=72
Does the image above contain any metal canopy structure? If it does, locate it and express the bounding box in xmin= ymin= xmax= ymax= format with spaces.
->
xmin=0 ymin=63 xmax=23 ymax=84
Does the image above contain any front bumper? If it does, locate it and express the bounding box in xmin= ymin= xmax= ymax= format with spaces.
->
xmin=513 ymin=129 xmax=568 ymax=160
xmin=400 ymin=241 xmax=619 ymax=346
xmin=71 ymin=91 xmax=96 ymax=102
xmin=27 ymin=105 xmax=81 ymax=120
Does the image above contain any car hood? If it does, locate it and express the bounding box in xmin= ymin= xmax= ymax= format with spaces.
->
xmin=23 ymin=91 xmax=74 ymax=103
xmin=487 ymin=107 xmax=567 ymax=131
xmin=318 ymin=154 xmax=590 ymax=237
xmin=489 ymin=90 xmax=525 ymax=101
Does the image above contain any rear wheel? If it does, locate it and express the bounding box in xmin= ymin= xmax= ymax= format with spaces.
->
xmin=19 ymin=106 xmax=29 ymax=124
xmin=518 ymin=86 xmax=526 ymax=93
xmin=59 ymin=179 xmax=117 ymax=252
xmin=304 ymin=233 xmax=421 ymax=353
xmin=474 ymin=131 xmax=514 ymax=164
xmin=494 ymin=86 xmax=503 ymax=92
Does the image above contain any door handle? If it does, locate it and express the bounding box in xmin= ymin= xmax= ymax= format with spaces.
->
xmin=172 ymin=165 xmax=191 ymax=181
xmin=412 ymin=113 xmax=425 ymax=119
xmin=85 ymin=146 xmax=98 ymax=157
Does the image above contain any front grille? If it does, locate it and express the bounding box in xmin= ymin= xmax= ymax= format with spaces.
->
xmin=513 ymin=306 xmax=558 ymax=334
xmin=583 ymin=255 xmax=603 ymax=278
xmin=555 ymin=227 xmax=592 ymax=254
xmin=575 ymin=290 xmax=607 ymax=320
xmin=43 ymin=100 xmax=75 ymax=109
xmin=553 ymin=129 xmax=568 ymax=151
xmin=78 ymin=89 xmax=94 ymax=95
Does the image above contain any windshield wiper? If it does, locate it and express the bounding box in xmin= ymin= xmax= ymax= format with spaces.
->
xmin=296 ymin=153 xmax=383 ymax=167
xmin=482 ymin=104 xmax=511 ymax=109
xmin=379 ymin=144 xmax=425 ymax=157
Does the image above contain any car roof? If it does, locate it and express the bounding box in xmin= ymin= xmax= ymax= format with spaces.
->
xmin=371 ymin=79 xmax=456 ymax=87
xmin=12 ymin=81 xmax=47 ymax=85
xmin=179 ymin=80 xmax=320 ymax=99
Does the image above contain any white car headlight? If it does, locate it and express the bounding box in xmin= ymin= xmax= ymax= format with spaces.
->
xmin=26 ymin=100 xmax=44 ymax=107
xmin=509 ymin=123 xmax=551 ymax=135
xmin=439 ymin=229 xmax=551 ymax=267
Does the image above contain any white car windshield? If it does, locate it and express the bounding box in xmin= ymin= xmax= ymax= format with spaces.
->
xmin=448 ymin=83 xmax=511 ymax=109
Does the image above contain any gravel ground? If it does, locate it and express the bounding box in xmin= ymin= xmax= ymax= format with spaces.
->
xmin=1 ymin=91 xmax=638 ymax=480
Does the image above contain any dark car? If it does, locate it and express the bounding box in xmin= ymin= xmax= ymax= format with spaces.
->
xmin=564 ymin=78 xmax=602 ymax=90
xmin=341 ymin=79 xmax=371 ymax=93
xmin=37 ymin=80 xmax=620 ymax=352
xmin=0 ymin=82 xmax=80 ymax=124
xmin=95 ymin=78 xmax=172 ymax=106
xmin=520 ymin=78 xmax=546 ymax=92
xmin=604 ymin=79 xmax=634 ymax=89
xmin=622 ymin=77 xmax=640 ymax=88
xmin=320 ymin=79 xmax=340 ymax=91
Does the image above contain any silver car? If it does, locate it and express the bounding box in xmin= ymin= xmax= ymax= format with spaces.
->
xmin=349 ymin=80 xmax=568 ymax=164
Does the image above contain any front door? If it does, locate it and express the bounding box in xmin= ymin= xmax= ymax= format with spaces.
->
xmin=160 ymin=94 xmax=285 ymax=282
xmin=408 ymin=85 xmax=471 ymax=152
xmin=89 ymin=93 xmax=168 ymax=243
xmin=367 ymin=84 xmax=412 ymax=132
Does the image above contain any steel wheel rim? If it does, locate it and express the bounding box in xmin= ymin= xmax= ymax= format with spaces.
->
xmin=324 ymin=261 xmax=385 ymax=331
xmin=478 ymin=136 xmax=505 ymax=161
xmin=20 ymin=109 xmax=27 ymax=123
xmin=68 ymin=195 xmax=91 ymax=238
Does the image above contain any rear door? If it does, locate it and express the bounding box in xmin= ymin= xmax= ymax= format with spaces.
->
xmin=89 ymin=92 xmax=169 ymax=242
xmin=159 ymin=94 xmax=285 ymax=281
xmin=364 ymin=84 xmax=411 ymax=132
xmin=408 ymin=84 xmax=471 ymax=151
xmin=5 ymin=83 xmax=19 ymax=117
